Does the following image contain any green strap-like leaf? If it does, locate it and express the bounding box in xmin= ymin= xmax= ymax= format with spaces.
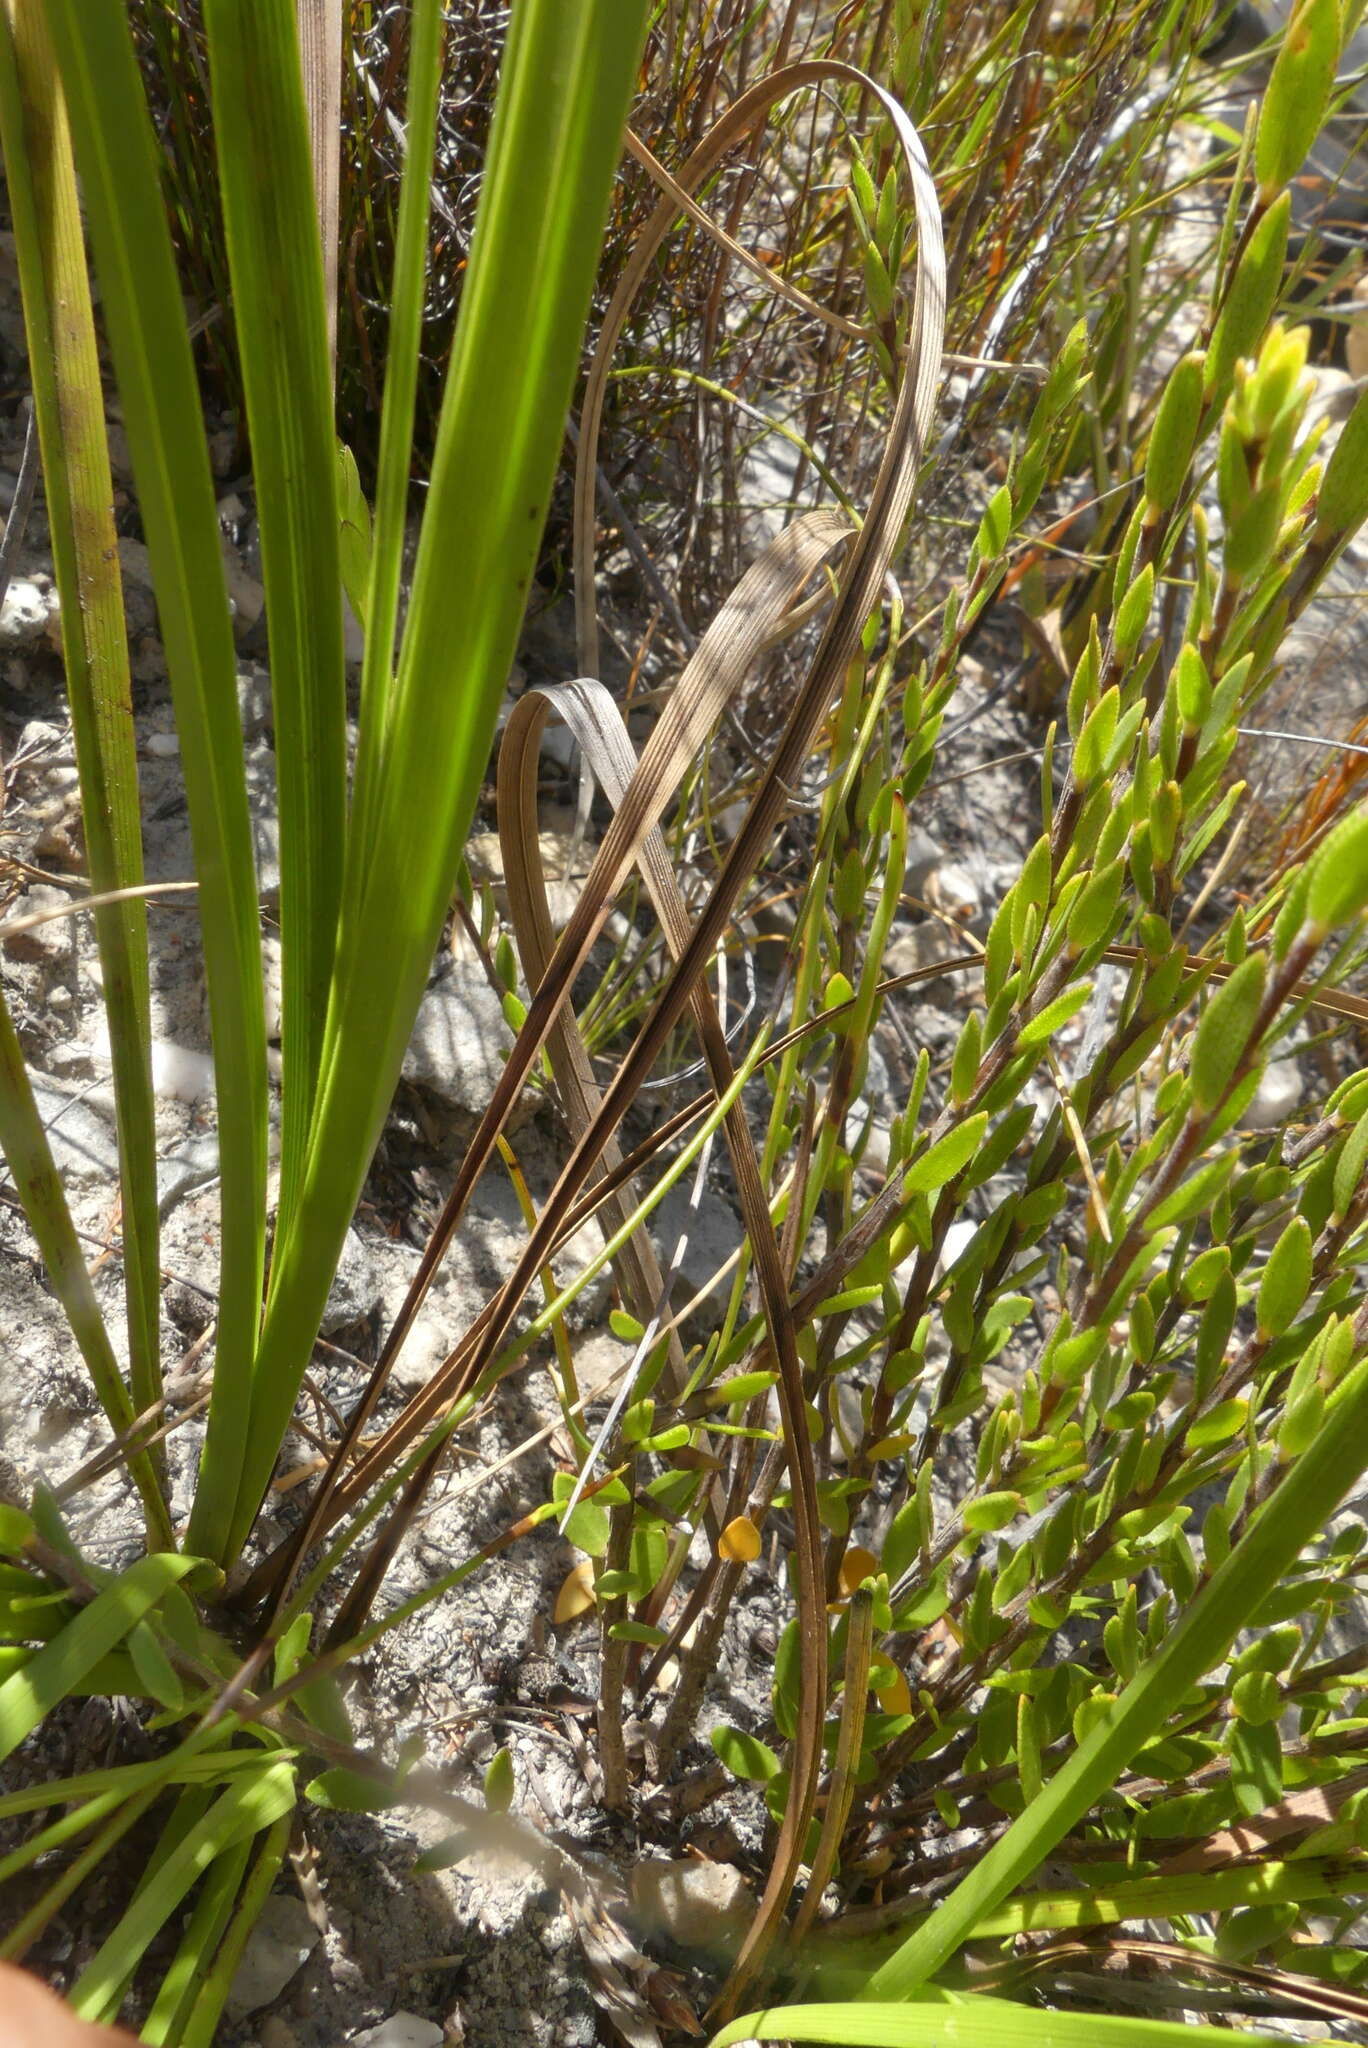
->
xmin=0 ymin=1743 xmax=299 ymax=1829
xmin=177 ymin=1809 xmax=292 ymax=2048
xmin=230 ymin=0 xmax=653 ymax=1558
xmin=710 ymin=1997 xmax=1306 ymax=2048
xmin=201 ymin=0 xmax=347 ymax=1248
xmin=44 ymin=0 xmax=269 ymax=1565
xmin=0 ymin=2 xmax=165 ymax=1502
xmin=141 ymin=1830 xmax=252 ymax=2048
xmin=68 ymin=1757 xmax=297 ymax=2025
xmin=348 ymin=0 xmax=442 ymax=857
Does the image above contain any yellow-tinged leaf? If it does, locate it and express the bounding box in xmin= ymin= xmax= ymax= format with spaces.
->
xmin=839 ymin=1547 xmax=880 ymax=1598
xmin=720 ymin=1515 xmax=762 ymax=1564
xmin=553 ymin=1560 xmax=596 ymax=1623
xmin=484 ymin=1747 xmax=515 ymax=1811
xmin=869 ymin=1654 xmax=912 ymax=1716
xmin=865 ymin=1434 xmax=912 ymax=1461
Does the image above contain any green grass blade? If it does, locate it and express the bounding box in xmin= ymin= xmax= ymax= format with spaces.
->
xmin=176 ymin=1809 xmax=291 ymax=2048
xmin=0 ymin=1744 xmax=298 ymax=1828
xmin=230 ymin=0 xmax=653 ymax=1557
xmin=0 ymin=2 xmax=164 ymax=1481
xmin=967 ymin=1859 xmax=1350 ymax=1935
xmin=0 ymin=990 xmax=171 ymax=1545
xmin=0 ymin=1643 xmax=158 ymax=1698
xmin=0 ymin=1554 xmax=197 ymax=1763
xmin=865 ymin=1355 xmax=1368 ymax=2001
xmin=43 ymin=0 xmax=269 ymax=1567
xmin=67 ymin=1758 xmax=296 ymax=2025
xmin=710 ymin=1998 xmax=1306 ymax=2047
xmin=810 ymin=1858 xmax=1356 ymax=1999
xmin=348 ymin=0 xmax=441 ymax=862
xmin=0 ymin=1786 xmax=126 ymax=1888
xmin=200 ymin=0 xmax=347 ymax=1247
xmin=141 ymin=1830 xmax=252 ymax=2047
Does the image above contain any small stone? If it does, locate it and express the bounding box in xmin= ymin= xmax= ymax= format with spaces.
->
xmin=859 ymin=1034 xmax=891 ymax=1111
xmin=321 ymin=1227 xmax=383 ymax=1338
xmin=3 ymin=883 xmax=73 ymax=963
xmin=629 ymin=1856 xmax=753 ymax=1955
xmin=164 ymin=1270 xmax=214 ymax=1335
xmin=225 ymin=1891 xmax=319 ymax=2018
xmin=145 ymin=731 xmax=180 ymax=759
xmin=890 ymin=1215 xmax=976 ymax=1296
xmin=739 ymin=416 xmax=816 ymax=546
xmin=349 ymin=2018 xmax=444 ymax=2048
xmin=45 ymin=1037 xmax=95 ymax=1080
xmin=652 ymin=1182 xmax=742 ymax=1328
xmin=538 ymin=720 xmax=578 ymax=771
xmin=150 ymin=1040 xmax=216 ymax=1104
xmin=222 ymin=537 xmax=265 ymax=636
xmin=131 ymin=632 xmax=165 ymax=684
xmin=238 ymin=663 xmax=274 ymax=741
xmin=14 ymin=717 xmax=64 ymax=761
xmin=466 ymin=825 xmax=589 ymax=932
xmin=115 ymin=530 xmax=157 ymax=606
xmin=0 ymin=574 xmax=59 ymax=646
xmin=1309 ymin=362 xmax=1358 ymax=424
xmin=105 ymin=419 xmax=134 ymax=481
xmin=208 ymin=427 xmax=238 ymax=478
xmin=905 ymin=825 xmax=945 ymax=898
xmin=402 ymin=959 xmax=514 ymax=1115
xmin=156 ymin=1130 xmax=222 ymax=1216
xmin=850 ymin=1035 xmax=895 ymax=1174
xmin=744 ymin=887 xmax=798 ymax=965
xmin=118 ymin=535 xmax=156 ymax=591
xmin=1244 ymin=1057 xmax=1304 ymax=1132
xmin=391 ymin=1302 xmax=452 ymax=1392
xmin=884 ymin=922 xmax=967 ymax=978
xmin=551 ymin=1212 xmax=611 ymax=1326
xmin=116 ymin=540 xmax=159 ymax=637
xmin=26 ymin=1073 xmax=119 ymax=1187
xmin=257 ymin=2024 xmax=301 ymax=2048
xmin=923 ymin=861 xmax=982 ymax=928
xmin=32 ymin=810 xmax=84 ymax=872
xmin=518 ymin=594 xmax=579 ymax=677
